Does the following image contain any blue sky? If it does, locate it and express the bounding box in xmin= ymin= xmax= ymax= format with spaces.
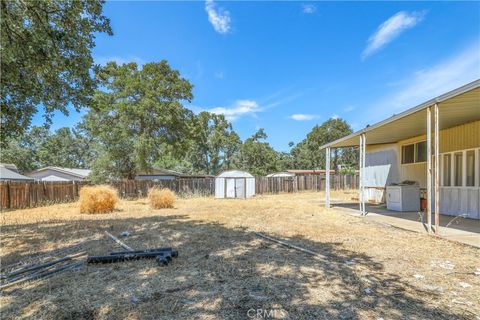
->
xmin=36 ymin=1 xmax=480 ymax=151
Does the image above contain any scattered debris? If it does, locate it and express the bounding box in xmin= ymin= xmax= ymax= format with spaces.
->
xmin=254 ymin=232 xmax=326 ymax=259
xmin=474 ymin=268 xmax=480 ymax=276
xmin=121 ymin=231 xmax=130 ymax=237
xmin=421 ymin=284 xmax=443 ymax=294
xmin=452 ymin=299 xmax=473 ymax=306
xmin=0 ymin=252 xmax=86 ymax=290
xmin=459 ymin=282 xmax=472 ymax=289
xmin=105 ymin=231 xmax=134 ymax=251
xmin=345 ymin=259 xmax=356 ymax=265
xmin=249 ymin=288 xmax=269 ymax=301
xmin=130 ymin=295 xmax=140 ymax=305
xmin=413 ymin=274 xmax=425 ymax=280
xmin=430 ymin=260 xmax=455 ymax=270
xmin=364 ymin=288 xmax=373 ymax=294
xmin=87 ymin=247 xmax=178 ymax=266
xmin=179 ymin=299 xmax=195 ymax=305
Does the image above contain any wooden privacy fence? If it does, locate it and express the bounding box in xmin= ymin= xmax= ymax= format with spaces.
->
xmin=0 ymin=181 xmax=89 ymax=210
xmin=110 ymin=178 xmax=215 ymax=198
xmin=255 ymin=174 xmax=358 ymax=194
xmin=0 ymin=175 xmax=357 ymax=210
xmin=0 ymin=178 xmax=215 ymax=210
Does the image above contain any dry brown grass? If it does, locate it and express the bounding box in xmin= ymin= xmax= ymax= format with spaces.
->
xmin=148 ymin=187 xmax=175 ymax=209
xmin=79 ymin=185 xmax=119 ymax=214
xmin=1 ymin=191 xmax=479 ymax=319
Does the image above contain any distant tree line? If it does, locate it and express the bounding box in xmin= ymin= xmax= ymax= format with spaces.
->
xmin=0 ymin=0 xmax=357 ymax=182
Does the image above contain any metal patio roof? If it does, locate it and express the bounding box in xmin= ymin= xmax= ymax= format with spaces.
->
xmin=320 ymin=79 xmax=480 ymax=149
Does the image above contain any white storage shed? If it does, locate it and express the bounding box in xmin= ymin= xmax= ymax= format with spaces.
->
xmin=215 ymin=170 xmax=256 ymax=199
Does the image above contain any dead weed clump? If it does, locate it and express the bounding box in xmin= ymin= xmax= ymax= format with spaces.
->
xmin=79 ymin=185 xmax=119 ymax=214
xmin=148 ymin=188 xmax=175 ymax=209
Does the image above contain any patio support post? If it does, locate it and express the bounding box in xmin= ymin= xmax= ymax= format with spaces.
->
xmin=359 ymin=135 xmax=363 ymax=214
xmin=434 ymin=103 xmax=440 ymax=233
xmin=427 ymin=107 xmax=432 ymax=233
xmin=325 ymin=147 xmax=331 ymax=208
xmin=362 ymin=134 xmax=366 ymax=215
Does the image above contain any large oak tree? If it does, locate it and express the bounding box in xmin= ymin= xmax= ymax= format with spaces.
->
xmin=0 ymin=0 xmax=112 ymax=145
xmin=83 ymin=61 xmax=194 ymax=181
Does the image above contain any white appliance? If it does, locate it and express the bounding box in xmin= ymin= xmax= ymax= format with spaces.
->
xmin=386 ymin=184 xmax=420 ymax=212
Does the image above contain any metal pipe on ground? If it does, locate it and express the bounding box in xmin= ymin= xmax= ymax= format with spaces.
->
xmin=1 ymin=251 xmax=87 ymax=280
xmin=0 ymin=260 xmax=86 ymax=290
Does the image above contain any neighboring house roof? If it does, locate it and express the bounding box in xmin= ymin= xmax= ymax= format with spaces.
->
xmin=136 ymin=167 xmax=185 ymax=177
xmin=286 ymin=169 xmax=336 ymax=175
xmin=0 ymin=167 xmax=34 ymax=181
xmin=27 ymin=167 xmax=92 ymax=179
xmin=0 ymin=163 xmax=19 ymax=173
xmin=266 ymin=172 xmax=296 ymax=177
xmin=42 ymin=175 xmax=71 ymax=181
xmin=321 ymin=79 xmax=480 ymax=149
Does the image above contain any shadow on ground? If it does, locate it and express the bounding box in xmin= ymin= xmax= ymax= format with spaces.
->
xmin=333 ymin=202 xmax=480 ymax=235
xmin=0 ymin=213 xmax=473 ymax=319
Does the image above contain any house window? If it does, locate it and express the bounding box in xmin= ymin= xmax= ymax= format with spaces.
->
xmin=454 ymin=152 xmax=463 ymax=186
xmin=466 ymin=150 xmax=475 ymax=187
xmin=443 ymin=154 xmax=451 ymax=186
xmin=415 ymin=141 xmax=427 ymax=162
xmin=402 ymin=141 xmax=426 ymax=164
xmin=402 ymin=144 xmax=415 ymax=164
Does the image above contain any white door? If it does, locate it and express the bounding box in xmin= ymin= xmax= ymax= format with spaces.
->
xmin=235 ymin=178 xmax=245 ymax=198
xmin=226 ymin=178 xmax=235 ymax=198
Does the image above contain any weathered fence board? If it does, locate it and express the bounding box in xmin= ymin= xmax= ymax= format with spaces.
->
xmin=255 ymin=174 xmax=358 ymax=194
xmin=0 ymin=174 xmax=357 ymax=210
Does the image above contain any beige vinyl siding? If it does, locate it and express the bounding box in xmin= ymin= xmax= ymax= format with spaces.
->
xmin=440 ymin=120 xmax=480 ymax=153
xmin=396 ymin=121 xmax=480 ymax=188
xmin=398 ymin=120 xmax=480 ymax=153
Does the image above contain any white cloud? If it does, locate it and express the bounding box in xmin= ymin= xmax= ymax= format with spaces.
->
xmin=344 ymin=105 xmax=355 ymax=113
xmin=370 ymin=42 xmax=480 ymax=120
xmin=289 ymin=114 xmax=319 ymax=121
xmin=331 ymin=114 xmax=340 ymax=120
xmin=209 ymin=100 xmax=261 ymax=121
xmin=302 ymin=4 xmax=317 ymax=14
xmin=205 ymin=0 xmax=231 ymax=34
xmin=362 ymin=10 xmax=426 ymax=59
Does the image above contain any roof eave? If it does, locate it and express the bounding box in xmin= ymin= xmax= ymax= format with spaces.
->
xmin=319 ymin=79 xmax=480 ymax=150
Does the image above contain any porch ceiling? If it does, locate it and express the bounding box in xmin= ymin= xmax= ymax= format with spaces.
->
xmin=321 ymin=80 xmax=480 ymax=149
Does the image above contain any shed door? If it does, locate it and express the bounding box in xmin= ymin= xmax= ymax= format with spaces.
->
xmin=226 ymin=178 xmax=236 ymax=198
xmin=235 ymin=178 xmax=245 ymax=198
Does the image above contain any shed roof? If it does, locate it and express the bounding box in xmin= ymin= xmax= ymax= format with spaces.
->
xmin=216 ymin=170 xmax=254 ymax=178
xmin=286 ymin=169 xmax=336 ymax=175
xmin=0 ymin=167 xmax=34 ymax=181
xmin=320 ymin=79 xmax=480 ymax=149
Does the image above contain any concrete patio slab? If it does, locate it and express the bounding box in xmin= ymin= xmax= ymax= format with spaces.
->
xmin=331 ymin=202 xmax=480 ymax=248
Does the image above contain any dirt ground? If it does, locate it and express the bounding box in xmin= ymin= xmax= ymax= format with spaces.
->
xmin=1 ymin=191 xmax=479 ymax=319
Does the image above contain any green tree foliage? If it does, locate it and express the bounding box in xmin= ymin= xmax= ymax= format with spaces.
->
xmin=83 ymin=61 xmax=194 ymax=180
xmin=291 ymin=118 xmax=356 ymax=170
xmin=0 ymin=0 xmax=112 ymax=146
xmin=0 ymin=126 xmax=95 ymax=172
xmin=189 ymin=112 xmax=241 ymax=175
xmin=234 ymin=129 xmax=279 ymax=176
